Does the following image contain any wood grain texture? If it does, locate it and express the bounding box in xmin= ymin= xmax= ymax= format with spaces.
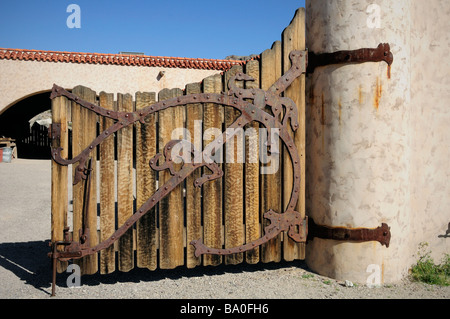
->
xmin=71 ymin=86 xmax=98 ymax=275
xmin=117 ymin=93 xmax=134 ymax=272
xmin=51 ymin=95 xmax=69 ymax=273
xmin=185 ymin=82 xmax=203 ymax=268
xmin=158 ymin=88 xmax=185 ymax=269
xmin=244 ymin=59 xmax=261 ymax=264
xmin=282 ymin=8 xmax=306 ymax=261
xmin=135 ymin=91 xmax=158 ymax=270
xmin=260 ymin=42 xmax=282 ymax=263
xmin=99 ymin=91 xmax=116 ymax=274
xmin=202 ymin=74 xmax=223 ymax=266
xmin=224 ymin=65 xmax=245 ymax=265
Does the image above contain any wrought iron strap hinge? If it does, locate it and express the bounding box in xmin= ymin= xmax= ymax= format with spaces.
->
xmin=307 ymin=218 xmax=391 ymax=248
xmin=191 ymin=213 xmax=308 ymax=257
xmin=307 ymin=43 xmax=394 ymax=74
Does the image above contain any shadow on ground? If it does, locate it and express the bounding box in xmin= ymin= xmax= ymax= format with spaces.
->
xmin=0 ymin=240 xmax=311 ymax=297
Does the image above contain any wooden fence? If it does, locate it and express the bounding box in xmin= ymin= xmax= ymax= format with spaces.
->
xmin=51 ymin=8 xmax=305 ymax=275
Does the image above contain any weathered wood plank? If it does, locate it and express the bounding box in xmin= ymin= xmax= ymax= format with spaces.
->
xmin=224 ymin=65 xmax=245 ymax=265
xmin=117 ymin=93 xmax=134 ymax=272
xmin=282 ymin=8 xmax=306 ymax=261
xmin=71 ymin=86 xmax=98 ymax=275
xmin=260 ymin=42 xmax=283 ymax=263
xmin=135 ymin=91 xmax=158 ymax=270
xmin=244 ymin=59 xmax=261 ymax=264
xmin=158 ymin=88 xmax=185 ymax=269
xmin=202 ymin=74 xmax=223 ymax=266
xmin=99 ymin=91 xmax=116 ymax=274
xmin=51 ymin=95 xmax=69 ymax=273
xmin=185 ymin=82 xmax=203 ymax=268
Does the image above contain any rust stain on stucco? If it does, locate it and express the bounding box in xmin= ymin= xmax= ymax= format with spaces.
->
xmin=374 ymin=78 xmax=383 ymax=110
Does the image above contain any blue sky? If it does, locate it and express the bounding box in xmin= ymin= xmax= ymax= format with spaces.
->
xmin=0 ymin=0 xmax=305 ymax=60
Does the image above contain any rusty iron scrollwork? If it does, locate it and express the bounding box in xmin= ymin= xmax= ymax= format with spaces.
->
xmin=48 ymin=50 xmax=308 ymax=294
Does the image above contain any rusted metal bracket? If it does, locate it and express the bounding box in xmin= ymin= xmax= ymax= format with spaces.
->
xmin=48 ymin=123 xmax=61 ymax=141
xmin=307 ymin=43 xmax=394 ymax=74
xmin=191 ymin=211 xmax=307 ymax=257
xmin=307 ymin=218 xmax=391 ymax=247
xmin=49 ymin=157 xmax=93 ymax=296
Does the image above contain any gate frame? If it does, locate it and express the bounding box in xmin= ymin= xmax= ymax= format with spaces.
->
xmin=48 ymin=50 xmax=308 ymax=296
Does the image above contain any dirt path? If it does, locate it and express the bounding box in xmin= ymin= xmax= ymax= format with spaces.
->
xmin=0 ymin=159 xmax=448 ymax=300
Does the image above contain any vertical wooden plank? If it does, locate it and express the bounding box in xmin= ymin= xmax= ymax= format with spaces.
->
xmin=117 ymin=93 xmax=134 ymax=272
xmin=99 ymin=91 xmax=116 ymax=274
xmin=224 ymin=65 xmax=245 ymax=265
xmin=260 ymin=41 xmax=283 ymax=263
xmin=282 ymin=8 xmax=306 ymax=261
xmin=158 ymin=88 xmax=185 ymax=269
xmin=71 ymin=86 xmax=98 ymax=275
xmin=202 ymin=74 xmax=223 ymax=266
xmin=244 ymin=59 xmax=261 ymax=264
xmin=185 ymin=82 xmax=203 ymax=269
xmin=51 ymin=95 xmax=68 ymax=273
xmin=71 ymin=87 xmax=83 ymax=274
xmin=135 ymin=91 xmax=158 ymax=270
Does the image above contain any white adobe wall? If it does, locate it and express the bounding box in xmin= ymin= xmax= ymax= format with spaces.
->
xmin=409 ymin=0 xmax=450 ymax=265
xmin=0 ymin=59 xmax=220 ymax=115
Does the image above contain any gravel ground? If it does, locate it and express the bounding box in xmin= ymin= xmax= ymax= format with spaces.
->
xmin=0 ymin=159 xmax=448 ymax=300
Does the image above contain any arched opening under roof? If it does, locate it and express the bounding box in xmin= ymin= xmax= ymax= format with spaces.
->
xmin=0 ymin=90 xmax=65 ymax=159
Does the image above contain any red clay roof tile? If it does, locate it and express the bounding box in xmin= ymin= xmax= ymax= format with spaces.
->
xmin=0 ymin=48 xmax=244 ymax=71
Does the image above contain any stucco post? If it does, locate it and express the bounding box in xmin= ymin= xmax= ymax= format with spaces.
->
xmin=305 ymin=0 xmax=411 ymax=283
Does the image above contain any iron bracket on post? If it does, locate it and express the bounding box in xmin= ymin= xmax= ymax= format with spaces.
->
xmin=304 ymin=42 xmax=394 ymax=247
xmin=307 ymin=219 xmax=391 ymax=247
xmin=307 ymin=43 xmax=394 ymax=74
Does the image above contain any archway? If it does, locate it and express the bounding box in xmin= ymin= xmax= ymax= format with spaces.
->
xmin=0 ymin=91 xmax=56 ymax=159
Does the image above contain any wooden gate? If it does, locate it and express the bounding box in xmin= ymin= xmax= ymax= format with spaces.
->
xmin=49 ymin=9 xmax=306 ymax=287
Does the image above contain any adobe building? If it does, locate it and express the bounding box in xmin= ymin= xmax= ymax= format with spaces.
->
xmin=0 ymin=48 xmax=241 ymax=157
